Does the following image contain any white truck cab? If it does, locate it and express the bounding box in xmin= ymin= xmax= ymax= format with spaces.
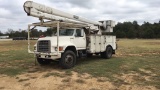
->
xmin=34 ymin=28 xmax=86 ymax=59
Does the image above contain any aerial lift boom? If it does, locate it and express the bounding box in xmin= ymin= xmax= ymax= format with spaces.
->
xmin=24 ymin=1 xmax=115 ymax=33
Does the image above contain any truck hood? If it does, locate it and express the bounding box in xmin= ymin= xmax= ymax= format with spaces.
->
xmin=38 ymin=36 xmax=74 ymax=46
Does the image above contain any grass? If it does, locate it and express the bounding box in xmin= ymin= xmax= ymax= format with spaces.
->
xmin=0 ymin=40 xmax=35 ymax=76
xmin=0 ymin=67 xmax=26 ymax=76
xmin=0 ymin=39 xmax=160 ymax=88
xmin=68 ymin=39 xmax=160 ymax=88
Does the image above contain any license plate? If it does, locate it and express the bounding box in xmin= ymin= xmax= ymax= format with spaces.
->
xmin=41 ymin=55 xmax=45 ymax=58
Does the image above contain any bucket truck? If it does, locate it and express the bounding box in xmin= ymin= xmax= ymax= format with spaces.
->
xmin=24 ymin=1 xmax=117 ymax=69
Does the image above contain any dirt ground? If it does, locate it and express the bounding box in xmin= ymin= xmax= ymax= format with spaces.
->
xmin=0 ymin=39 xmax=159 ymax=90
xmin=0 ymin=69 xmax=157 ymax=90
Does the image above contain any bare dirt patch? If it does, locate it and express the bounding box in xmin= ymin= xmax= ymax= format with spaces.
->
xmin=114 ymin=73 xmax=158 ymax=90
xmin=0 ymin=71 xmax=158 ymax=90
xmin=139 ymin=69 xmax=152 ymax=74
xmin=119 ymin=85 xmax=157 ymax=90
xmin=0 ymin=71 xmax=115 ymax=90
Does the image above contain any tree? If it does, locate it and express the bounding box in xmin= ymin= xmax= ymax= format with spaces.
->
xmin=45 ymin=28 xmax=56 ymax=36
xmin=0 ymin=31 xmax=3 ymax=36
xmin=30 ymin=29 xmax=39 ymax=37
xmin=3 ymin=20 xmax=160 ymax=39
xmin=6 ymin=29 xmax=15 ymax=38
xmin=114 ymin=20 xmax=160 ymax=39
xmin=132 ymin=21 xmax=140 ymax=38
xmin=21 ymin=30 xmax=28 ymax=38
xmin=115 ymin=30 xmax=126 ymax=38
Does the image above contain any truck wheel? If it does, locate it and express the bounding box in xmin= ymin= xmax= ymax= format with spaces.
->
xmin=101 ymin=46 xmax=113 ymax=59
xmin=60 ymin=50 xmax=76 ymax=69
xmin=37 ymin=58 xmax=51 ymax=65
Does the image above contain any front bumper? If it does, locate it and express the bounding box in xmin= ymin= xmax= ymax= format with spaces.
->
xmin=30 ymin=51 xmax=61 ymax=60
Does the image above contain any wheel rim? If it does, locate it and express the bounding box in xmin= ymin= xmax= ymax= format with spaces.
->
xmin=64 ymin=54 xmax=74 ymax=65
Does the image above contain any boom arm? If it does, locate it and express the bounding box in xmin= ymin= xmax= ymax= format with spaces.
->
xmin=24 ymin=1 xmax=101 ymax=25
xmin=24 ymin=1 xmax=115 ymax=33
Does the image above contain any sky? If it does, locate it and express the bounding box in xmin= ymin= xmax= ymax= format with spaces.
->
xmin=0 ymin=0 xmax=159 ymax=33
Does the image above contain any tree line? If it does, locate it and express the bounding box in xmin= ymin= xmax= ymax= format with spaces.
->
xmin=113 ymin=21 xmax=160 ymax=38
xmin=0 ymin=28 xmax=55 ymax=38
xmin=0 ymin=21 xmax=160 ymax=39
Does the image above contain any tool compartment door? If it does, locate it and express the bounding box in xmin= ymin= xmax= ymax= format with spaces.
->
xmin=89 ymin=35 xmax=95 ymax=53
xmin=95 ymin=35 xmax=101 ymax=52
xmin=100 ymin=36 xmax=105 ymax=52
xmin=89 ymin=35 xmax=101 ymax=53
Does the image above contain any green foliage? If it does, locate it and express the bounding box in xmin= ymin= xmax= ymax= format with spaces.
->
xmin=30 ymin=29 xmax=39 ymax=37
xmin=0 ymin=31 xmax=3 ymax=35
xmin=4 ymin=29 xmax=28 ymax=38
xmin=1 ymin=21 xmax=160 ymax=39
xmin=1 ymin=27 xmax=56 ymax=38
xmin=44 ymin=27 xmax=56 ymax=36
xmin=114 ymin=21 xmax=160 ymax=38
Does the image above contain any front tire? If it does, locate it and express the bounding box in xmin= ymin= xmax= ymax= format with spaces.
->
xmin=60 ymin=50 xmax=76 ymax=69
xmin=37 ymin=58 xmax=51 ymax=65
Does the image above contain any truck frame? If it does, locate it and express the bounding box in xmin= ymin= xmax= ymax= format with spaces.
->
xmin=24 ymin=1 xmax=117 ymax=69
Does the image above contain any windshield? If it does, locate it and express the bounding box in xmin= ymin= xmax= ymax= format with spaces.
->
xmin=54 ymin=29 xmax=74 ymax=36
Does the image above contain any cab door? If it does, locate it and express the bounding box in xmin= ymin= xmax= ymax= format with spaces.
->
xmin=74 ymin=29 xmax=86 ymax=50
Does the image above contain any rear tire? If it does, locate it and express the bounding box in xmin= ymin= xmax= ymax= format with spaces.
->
xmin=37 ymin=58 xmax=51 ymax=65
xmin=60 ymin=50 xmax=76 ymax=69
xmin=101 ymin=46 xmax=113 ymax=59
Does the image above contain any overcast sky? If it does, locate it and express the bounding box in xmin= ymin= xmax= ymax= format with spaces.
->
xmin=0 ymin=0 xmax=159 ymax=33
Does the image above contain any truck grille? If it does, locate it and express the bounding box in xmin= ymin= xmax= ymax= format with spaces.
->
xmin=37 ymin=40 xmax=50 ymax=52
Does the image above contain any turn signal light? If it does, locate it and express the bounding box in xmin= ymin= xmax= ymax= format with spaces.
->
xmin=59 ymin=47 xmax=63 ymax=51
xmin=55 ymin=47 xmax=63 ymax=51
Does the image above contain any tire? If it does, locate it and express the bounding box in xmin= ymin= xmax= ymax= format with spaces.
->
xmin=101 ymin=46 xmax=113 ymax=59
xmin=100 ymin=52 xmax=105 ymax=58
xmin=60 ymin=50 xmax=76 ymax=69
xmin=37 ymin=58 xmax=51 ymax=65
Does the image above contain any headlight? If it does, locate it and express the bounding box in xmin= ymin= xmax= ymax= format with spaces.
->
xmin=34 ymin=46 xmax=36 ymax=50
xmin=55 ymin=47 xmax=57 ymax=51
xmin=55 ymin=47 xmax=63 ymax=51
